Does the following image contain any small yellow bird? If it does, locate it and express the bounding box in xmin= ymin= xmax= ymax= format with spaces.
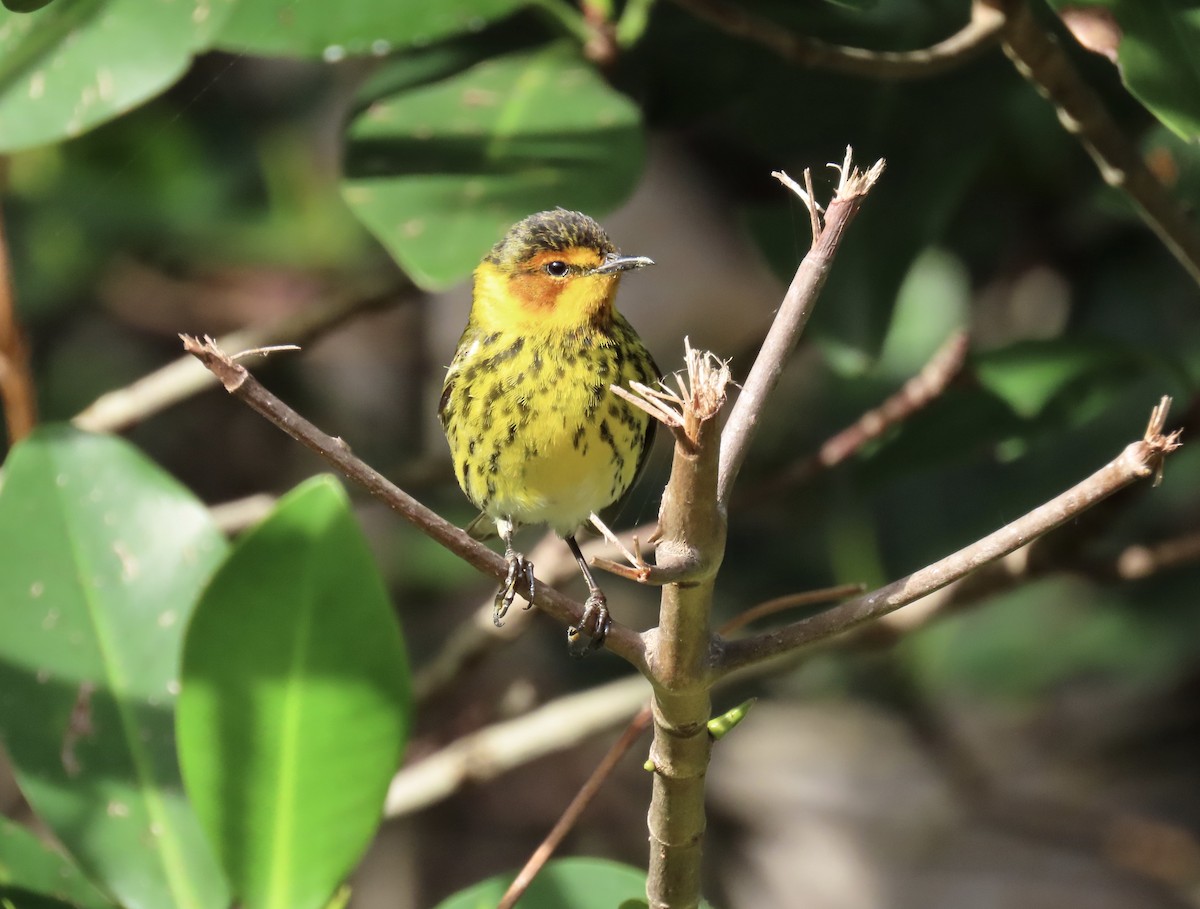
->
xmin=439 ymin=210 xmax=658 ymax=654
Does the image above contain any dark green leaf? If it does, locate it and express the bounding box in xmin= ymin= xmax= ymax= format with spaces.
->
xmin=177 ymin=476 xmax=411 ymax=909
xmin=0 ymin=427 xmax=231 ymax=909
xmin=2 ymin=0 xmax=59 ymax=12
xmin=434 ymin=859 xmax=649 ymax=909
xmin=0 ymin=0 xmax=237 ymax=152
xmin=1109 ymin=0 xmax=1200 ymax=140
xmin=215 ymin=0 xmax=528 ymax=59
xmin=972 ymin=338 xmax=1177 ymax=420
xmin=342 ymin=42 xmax=644 ymax=290
xmin=1052 ymin=0 xmax=1200 ymax=139
xmin=0 ymin=818 xmax=116 ymax=909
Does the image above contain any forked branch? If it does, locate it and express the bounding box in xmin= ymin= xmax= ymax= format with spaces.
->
xmin=669 ymin=0 xmax=1004 ymax=79
xmin=717 ymin=397 xmax=1183 ymax=676
xmin=718 ymin=150 xmax=885 ymax=507
xmin=180 ymin=334 xmax=650 ymax=673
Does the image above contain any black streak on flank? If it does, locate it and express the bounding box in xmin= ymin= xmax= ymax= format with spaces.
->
xmin=598 ymin=419 xmax=624 ymax=472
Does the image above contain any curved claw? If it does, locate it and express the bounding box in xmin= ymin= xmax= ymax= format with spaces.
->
xmin=566 ymin=591 xmax=610 ymax=658
xmin=494 ymin=550 xmax=535 ymax=627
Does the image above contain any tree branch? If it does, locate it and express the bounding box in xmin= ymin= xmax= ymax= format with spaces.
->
xmin=0 ymin=192 xmax=37 ymax=445
xmin=1115 ymin=531 xmax=1200 ymax=581
xmin=740 ymin=328 xmax=970 ymax=505
xmin=669 ymin=0 xmax=1004 ymax=79
xmin=74 ymin=283 xmax=412 ymax=433
xmin=635 ymin=346 xmax=730 ymax=909
xmin=717 ymin=153 xmax=885 ymax=508
xmin=412 ymin=530 xmax=573 ymax=703
xmin=180 ymin=334 xmax=650 ymax=674
xmin=385 ymin=674 xmax=651 ymax=817
xmin=995 ymin=0 xmax=1200 ymax=289
xmin=717 ymin=397 xmax=1183 ymax=676
xmin=497 ymin=705 xmax=654 ymax=909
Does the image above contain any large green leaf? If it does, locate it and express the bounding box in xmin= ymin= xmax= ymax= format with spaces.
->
xmin=3 ymin=0 xmax=61 ymax=11
xmin=1052 ymin=0 xmax=1200 ymax=140
xmin=434 ymin=858 xmax=650 ymax=909
xmin=342 ymin=42 xmax=645 ymax=290
xmin=0 ymin=0 xmax=237 ymax=152
xmin=0 ymin=427 xmax=231 ymax=909
xmin=214 ymin=0 xmax=528 ymax=58
xmin=0 ymin=817 xmax=116 ymax=909
xmin=1112 ymin=0 xmax=1200 ymax=139
xmin=972 ymin=338 xmax=1179 ymax=420
xmin=177 ymin=476 xmax=411 ymax=909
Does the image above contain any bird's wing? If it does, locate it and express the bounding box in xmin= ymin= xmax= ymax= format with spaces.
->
xmin=438 ymin=325 xmax=481 ymax=428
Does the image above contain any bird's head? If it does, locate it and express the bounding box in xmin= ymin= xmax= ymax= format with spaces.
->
xmin=470 ymin=210 xmax=653 ymax=333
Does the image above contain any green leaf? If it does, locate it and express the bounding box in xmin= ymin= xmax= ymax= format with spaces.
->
xmin=342 ymin=43 xmax=645 ymax=290
xmin=972 ymin=338 xmax=1174 ymax=420
xmin=2 ymin=0 xmax=59 ymax=12
xmin=215 ymin=0 xmax=528 ymax=59
xmin=0 ymin=427 xmax=231 ymax=909
xmin=434 ymin=859 xmax=649 ymax=909
xmin=177 ymin=476 xmax=411 ymax=909
xmin=0 ymin=0 xmax=238 ymax=152
xmin=1113 ymin=0 xmax=1200 ymax=139
xmin=1051 ymin=0 xmax=1200 ymax=140
xmin=0 ymin=818 xmax=116 ymax=909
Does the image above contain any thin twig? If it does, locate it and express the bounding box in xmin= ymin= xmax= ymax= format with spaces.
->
xmin=414 ymin=520 xmax=655 ymax=706
xmin=181 ymin=334 xmax=650 ymax=674
xmin=719 ymin=583 xmax=867 ymax=636
xmin=388 ymin=513 xmax=1199 ymax=824
xmin=413 ymin=530 xmax=572 ymax=704
xmin=718 ymin=151 xmax=885 ymax=508
xmin=0 ymin=194 xmax=37 ymax=445
xmin=1115 ymin=531 xmax=1200 ymax=581
xmin=997 ymin=0 xmax=1200 ymax=289
xmin=497 ymin=705 xmax=654 ymax=909
xmin=717 ymin=397 xmax=1183 ymax=676
xmin=495 ymin=574 xmax=860 ymax=905
xmin=208 ymin=493 xmax=278 ymax=535
xmin=741 ymin=329 xmax=970 ymax=503
xmin=74 ymin=283 xmax=412 ymax=433
xmin=384 ymin=674 xmax=651 ymax=817
xmin=669 ymin=0 xmax=1004 ymax=79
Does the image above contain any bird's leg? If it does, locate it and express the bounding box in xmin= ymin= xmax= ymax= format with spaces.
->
xmin=565 ymin=534 xmax=610 ymax=657
xmin=494 ymin=519 xmax=535 ymax=627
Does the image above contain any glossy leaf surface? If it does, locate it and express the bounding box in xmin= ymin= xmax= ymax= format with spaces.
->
xmin=342 ymin=43 xmax=644 ymax=290
xmin=215 ymin=0 xmax=528 ymax=58
xmin=178 ymin=476 xmax=411 ymax=909
xmin=0 ymin=427 xmax=230 ymax=909
xmin=0 ymin=0 xmax=236 ymax=152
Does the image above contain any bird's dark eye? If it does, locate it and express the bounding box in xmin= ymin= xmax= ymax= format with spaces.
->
xmin=544 ymin=260 xmax=569 ymax=277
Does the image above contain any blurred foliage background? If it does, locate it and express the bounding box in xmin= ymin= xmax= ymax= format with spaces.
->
xmin=1 ymin=0 xmax=1199 ymax=906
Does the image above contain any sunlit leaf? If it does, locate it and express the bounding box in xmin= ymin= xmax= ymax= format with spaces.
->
xmin=0 ymin=817 xmax=116 ymax=909
xmin=0 ymin=427 xmax=230 ymax=909
xmin=342 ymin=42 xmax=644 ymax=290
xmin=1051 ymin=0 xmax=1200 ymax=139
xmin=0 ymin=0 xmax=238 ymax=152
xmin=215 ymin=0 xmax=528 ymax=59
xmin=178 ymin=476 xmax=411 ymax=909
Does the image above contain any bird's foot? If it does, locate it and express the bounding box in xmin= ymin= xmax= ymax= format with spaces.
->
xmin=494 ymin=549 xmax=535 ymax=627
xmin=567 ymin=590 xmax=610 ymax=658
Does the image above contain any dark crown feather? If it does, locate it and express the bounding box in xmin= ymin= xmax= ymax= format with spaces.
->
xmin=486 ymin=210 xmax=617 ymax=267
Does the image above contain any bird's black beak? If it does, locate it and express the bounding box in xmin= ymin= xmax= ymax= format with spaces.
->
xmin=593 ymin=253 xmax=655 ymax=275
